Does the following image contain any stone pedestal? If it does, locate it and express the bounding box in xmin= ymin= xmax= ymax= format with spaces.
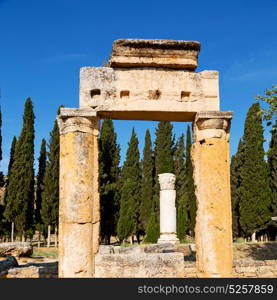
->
xmin=58 ymin=108 xmax=100 ymax=278
xmin=191 ymin=111 xmax=233 ymax=277
xmin=157 ymin=173 xmax=179 ymax=245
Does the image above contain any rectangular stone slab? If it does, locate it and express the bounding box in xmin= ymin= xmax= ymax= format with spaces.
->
xmin=109 ymin=39 xmax=200 ymax=70
xmin=79 ymin=67 xmax=220 ymax=121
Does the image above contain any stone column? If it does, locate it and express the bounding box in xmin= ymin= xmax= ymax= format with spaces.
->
xmin=191 ymin=111 xmax=233 ymax=277
xmin=58 ymin=108 xmax=100 ymax=278
xmin=157 ymin=173 xmax=179 ymax=245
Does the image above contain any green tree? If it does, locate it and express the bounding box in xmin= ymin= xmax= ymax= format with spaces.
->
xmin=0 ymin=107 xmax=4 ymax=187
xmin=99 ymin=119 xmax=120 ymax=244
xmin=256 ymin=85 xmax=277 ymax=122
xmin=145 ymin=121 xmax=174 ymax=242
xmin=140 ymin=129 xmax=154 ymax=233
xmin=268 ymin=120 xmax=277 ymax=235
xmin=4 ymin=98 xmax=35 ymax=239
xmin=230 ymin=139 xmax=244 ymax=239
xmin=174 ymin=134 xmax=188 ymax=241
xmin=35 ymin=139 xmax=47 ymax=240
xmin=117 ymin=129 xmax=141 ymax=243
xmin=185 ymin=126 xmax=196 ymax=236
xmin=1 ymin=137 xmax=17 ymax=240
xmin=41 ymin=114 xmax=60 ymax=247
xmin=238 ymin=103 xmax=272 ymax=238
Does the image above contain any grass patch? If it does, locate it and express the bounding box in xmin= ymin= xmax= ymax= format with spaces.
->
xmin=32 ymin=247 xmax=58 ymax=259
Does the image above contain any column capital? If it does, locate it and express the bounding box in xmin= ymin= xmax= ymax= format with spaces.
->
xmin=158 ymin=173 xmax=176 ymax=190
xmin=57 ymin=108 xmax=100 ymax=135
xmin=193 ymin=111 xmax=233 ymax=142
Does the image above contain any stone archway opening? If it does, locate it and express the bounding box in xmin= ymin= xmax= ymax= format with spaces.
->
xmin=58 ymin=39 xmax=233 ymax=278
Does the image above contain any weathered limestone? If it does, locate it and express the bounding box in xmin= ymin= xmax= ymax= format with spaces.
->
xmin=58 ymin=108 xmax=100 ymax=278
xmin=191 ymin=111 xmax=233 ymax=277
xmin=109 ymin=39 xmax=200 ymax=70
xmin=157 ymin=173 xmax=179 ymax=245
xmin=0 ymin=242 xmax=32 ymax=257
xmin=95 ymin=253 xmax=185 ymax=278
xmin=59 ymin=39 xmax=235 ymax=278
xmin=79 ymin=40 xmax=219 ymax=122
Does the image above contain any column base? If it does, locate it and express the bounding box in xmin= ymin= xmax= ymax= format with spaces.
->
xmin=157 ymin=233 xmax=180 ymax=245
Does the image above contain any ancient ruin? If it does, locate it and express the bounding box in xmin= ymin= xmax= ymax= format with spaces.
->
xmin=157 ymin=173 xmax=179 ymax=245
xmin=58 ymin=39 xmax=233 ymax=278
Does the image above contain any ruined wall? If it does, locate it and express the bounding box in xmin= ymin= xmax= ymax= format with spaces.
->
xmin=184 ymin=260 xmax=277 ymax=278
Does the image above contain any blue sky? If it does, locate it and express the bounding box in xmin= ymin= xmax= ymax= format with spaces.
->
xmin=0 ymin=0 xmax=276 ymax=173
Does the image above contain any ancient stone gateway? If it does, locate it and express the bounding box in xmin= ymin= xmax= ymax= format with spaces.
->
xmin=58 ymin=39 xmax=233 ymax=278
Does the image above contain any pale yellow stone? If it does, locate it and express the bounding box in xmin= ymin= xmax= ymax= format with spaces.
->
xmin=191 ymin=137 xmax=233 ymax=277
xmin=79 ymin=68 xmax=219 ymax=121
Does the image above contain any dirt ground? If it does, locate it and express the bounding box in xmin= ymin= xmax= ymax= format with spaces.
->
xmin=16 ymin=242 xmax=277 ymax=265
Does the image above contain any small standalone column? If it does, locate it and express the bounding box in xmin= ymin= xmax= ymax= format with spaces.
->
xmin=58 ymin=108 xmax=99 ymax=278
xmin=157 ymin=173 xmax=179 ymax=245
xmin=191 ymin=111 xmax=233 ymax=277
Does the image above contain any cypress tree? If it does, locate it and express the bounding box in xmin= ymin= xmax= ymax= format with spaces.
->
xmin=238 ymin=103 xmax=272 ymax=238
xmin=35 ymin=139 xmax=47 ymax=228
xmin=1 ymin=137 xmax=17 ymax=239
xmin=185 ymin=126 xmax=196 ymax=236
xmin=99 ymin=119 xmax=120 ymax=244
xmin=174 ymin=134 xmax=188 ymax=241
xmin=268 ymin=120 xmax=277 ymax=219
xmin=230 ymin=140 xmax=244 ymax=238
xmin=0 ymin=107 xmax=4 ymax=187
xmin=140 ymin=129 xmax=154 ymax=233
xmin=117 ymin=128 xmax=141 ymax=243
xmin=41 ymin=113 xmax=60 ymax=246
xmin=4 ymin=98 xmax=35 ymax=238
xmin=145 ymin=121 xmax=174 ymax=242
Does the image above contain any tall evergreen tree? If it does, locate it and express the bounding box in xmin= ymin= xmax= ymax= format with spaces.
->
xmin=41 ymin=113 xmax=60 ymax=246
xmin=99 ymin=119 xmax=120 ymax=244
xmin=4 ymin=98 xmax=35 ymax=238
xmin=145 ymin=121 xmax=174 ymax=242
xmin=1 ymin=137 xmax=17 ymax=239
xmin=0 ymin=107 xmax=4 ymax=187
xmin=35 ymin=139 xmax=47 ymax=227
xmin=117 ymin=128 xmax=141 ymax=243
xmin=230 ymin=139 xmax=244 ymax=238
xmin=184 ymin=126 xmax=196 ymax=236
xmin=140 ymin=129 xmax=154 ymax=233
xmin=174 ymin=134 xmax=188 ymax=241
xmin=268 ymin=120 xmax=277 ymax=219
xmin=238 ymin=103 xmax=272 ymax=238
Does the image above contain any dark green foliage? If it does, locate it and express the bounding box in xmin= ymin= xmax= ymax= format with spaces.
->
xmin=0 ymin=108 xmax=4 ymax=187
xmin=35 ymin=139 xmax=47 ymax=227
xmin=99 ymin=119 xmax=120 ymax=244
xmin=238 ymin=103 xmax=272 ymax=236
xmin=2 ymin=137 xmax=17 ymax=211
xmin=174 ymin=134 xmax=187 ymax=240
xmin=140 ymin=129 xmax=154 ymax=232
xmin=4 ymin=98 xmax=35 ymax=236
xmin=268 ymin=120 xmax=277 ymax=217
xmin=174 ymin=134 xmax=186 ymax=204
xmin=117 ymin=129 xmax=141 ymax=242
xmin=145 ymin=121 xmax=174 ymax=242
xmin=41 ymin=116 xmax=60 ymax=228
xmin=230 ymin=140 xmax=244 ymax=238
xmin=184 ymin=126 xmax=196 ymax=236
xmin=117 ymin=179 xmax=135 ymax=242
xmin=144 ymin=210 xmax=159 ymax=243
xmin=0 ymin=107 xmax=2 ymax=162
xmin=154 ymin=121 xmax=175 ymax=175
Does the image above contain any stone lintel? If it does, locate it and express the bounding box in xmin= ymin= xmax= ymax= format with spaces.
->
xmin=58 ymin=107 xmax=99 ymax=135
xmin=193 ymin=111 xmax=233 ymax=142
xmin=109 ymin=39 xmax=200 ymax=70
